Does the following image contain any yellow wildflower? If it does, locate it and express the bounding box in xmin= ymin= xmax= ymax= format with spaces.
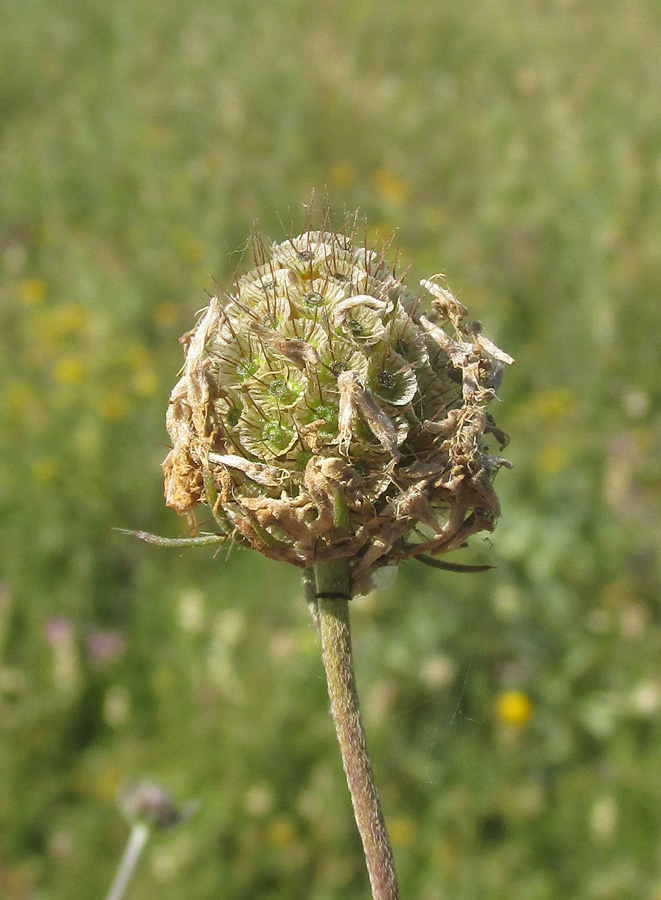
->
xmin=20 ymin=278 xmax=45 ymax=305
xmin=54 ymin=356 xmax=86 ymax=384
xmin=496 ymin=690 xmax=532 ymax=726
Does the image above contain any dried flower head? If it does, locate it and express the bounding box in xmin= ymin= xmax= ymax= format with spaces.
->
xmin=118 ymin=782 xmax=186 ymax=828
xmin=163 ymin=222 xmax=513 ymax=593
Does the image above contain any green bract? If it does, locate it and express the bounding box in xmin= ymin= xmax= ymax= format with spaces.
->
xmin=163 ymin=228 xmax=513 ymax=593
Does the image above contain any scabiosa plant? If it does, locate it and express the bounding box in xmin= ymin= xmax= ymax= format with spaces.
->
xmin=137 ymin=215 xmax=512 ymax=900
xmin=163 ymin=225 xmax=512 ymax=592
xmin=105 ymin=783 xmax=194 ymax=900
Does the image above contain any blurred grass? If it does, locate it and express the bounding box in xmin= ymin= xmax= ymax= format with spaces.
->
xmin=1 ymin=0 xmax=660 ymax=898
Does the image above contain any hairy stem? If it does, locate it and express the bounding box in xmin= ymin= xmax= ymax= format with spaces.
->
xmin=313 ymin=561 xmax=400 ymax=900
xmin=105 ymin=822 xmax=150 ymax=900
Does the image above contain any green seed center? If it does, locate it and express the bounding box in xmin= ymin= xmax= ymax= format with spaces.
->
xmin=262 ymin=421 xmax=293 ymax=452
xmin=237 ymin=358 xmax=259 ymax=381
xmin=226 ymin=407 xmax=241 ymax=427
xmin=377 ymin=371 xmax=396 ymax=391
xmin=268 ymin=378 xmax=290 ymax=399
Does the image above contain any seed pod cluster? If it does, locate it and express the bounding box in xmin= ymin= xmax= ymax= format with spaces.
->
xmin=163 ymin=227 xmax=513 ymax=593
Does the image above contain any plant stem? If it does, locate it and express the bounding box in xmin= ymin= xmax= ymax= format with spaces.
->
xmin=105 ymin=822 xmax=150 ymax=900
xmin=313 ymin=561 xmax=400 ymax=900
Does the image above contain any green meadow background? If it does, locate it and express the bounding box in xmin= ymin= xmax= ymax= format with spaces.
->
xmin=1 ymin=0 xmax=660 ymax=897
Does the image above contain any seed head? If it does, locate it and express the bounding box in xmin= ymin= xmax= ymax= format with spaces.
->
xmin=163 ymin=223 xmax=513 ymax=593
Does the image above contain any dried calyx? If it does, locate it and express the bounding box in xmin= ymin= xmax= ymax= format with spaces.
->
xmin=163 ymin=224 xmax=513 ymax=594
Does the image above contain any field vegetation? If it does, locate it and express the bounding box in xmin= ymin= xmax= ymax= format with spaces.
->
xmin=1 ymin=1 xmax=660 ymax=897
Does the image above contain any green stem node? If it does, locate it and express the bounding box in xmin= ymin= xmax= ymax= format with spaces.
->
xmin=314 ymin=558 xmax=352 ymax=599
